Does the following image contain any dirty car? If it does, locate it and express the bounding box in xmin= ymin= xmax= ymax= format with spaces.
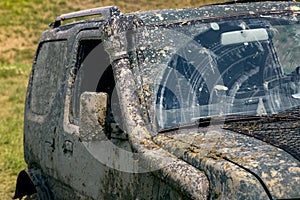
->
xmin=14 ymin=1 xmax=300 ymax=199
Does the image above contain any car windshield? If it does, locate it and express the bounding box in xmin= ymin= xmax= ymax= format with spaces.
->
xmin=132 ymin=13 xmax=300 ymax=130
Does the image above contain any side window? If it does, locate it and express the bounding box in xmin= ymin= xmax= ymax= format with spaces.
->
xmin=30 ymin=40 xmax=67 ymax=115
xmin=70 ymin=39 xmax=114 ymax=125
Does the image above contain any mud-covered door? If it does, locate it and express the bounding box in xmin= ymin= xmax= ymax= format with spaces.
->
xmin=24 ymin=40 xmax=68 ymax=174
xmin=58 ymin=29 xmax=123 ymax=197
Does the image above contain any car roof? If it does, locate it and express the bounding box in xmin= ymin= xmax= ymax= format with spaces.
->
xmin=41 ymin=1 xmax=299 ymax=42
xmin=49 ymin=1 xmax=300 ymax=29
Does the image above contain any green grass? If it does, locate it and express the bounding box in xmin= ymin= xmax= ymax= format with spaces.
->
xmin=0 ymin=63 xmax=31 ymax=199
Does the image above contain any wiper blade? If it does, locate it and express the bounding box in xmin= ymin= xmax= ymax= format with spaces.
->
xmin=158 ymin=121 xmax=198 ymax=133
xmin=158 ymin=115 xmax=263 ymax=133
xmin=159 ymin=106 xmax=300 ymax=133
xmin=194 ymin=114 xmax=264 ymax=126
xmin=224 ymin=114 xmax=264 ymax=123
xmin=226 ymin=108 xmax=300 ymax=124
xmin=158 ymin=116 xmax=221 ymax=133
xmin=196 ymin=114 xmax=265 ymax=127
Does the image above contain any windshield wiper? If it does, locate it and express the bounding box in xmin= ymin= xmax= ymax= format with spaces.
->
xmin=196 ymin=114 xmax=264 ymax=127
xmin=158 ymin=114 xmax=263 ymax=133
xmin=225 ymin=107 xmax=300 ymax=124
xmin=224 ymin=114 xmax=264 ymax=122
xmin=158 ymin=106 xmax=300 ymax=133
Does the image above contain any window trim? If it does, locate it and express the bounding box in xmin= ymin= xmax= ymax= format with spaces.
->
xmin=63 ymin=29 xmax=106 ymax=134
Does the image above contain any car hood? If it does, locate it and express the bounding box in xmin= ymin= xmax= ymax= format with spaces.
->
xmin=153 ymin=124 xmax=300 ymax=199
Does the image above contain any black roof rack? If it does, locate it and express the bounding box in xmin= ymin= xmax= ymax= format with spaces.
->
xmin=49 ymin=6 xmax=121 ymax=28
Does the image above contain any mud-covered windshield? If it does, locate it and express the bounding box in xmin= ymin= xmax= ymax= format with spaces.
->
xmin=132 ymin=14 xmax=300 ymax=130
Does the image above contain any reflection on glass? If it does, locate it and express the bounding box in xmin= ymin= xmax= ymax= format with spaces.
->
xmin=134 ymin=15 xmax=300 ymax=129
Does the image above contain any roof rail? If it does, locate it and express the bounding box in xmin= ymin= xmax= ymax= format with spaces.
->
xmin=50 ymin=6 xmax=121 ymax=28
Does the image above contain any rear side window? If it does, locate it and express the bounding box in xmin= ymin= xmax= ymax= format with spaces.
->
xmin=30 ymin=40 xmax=67 ymax=115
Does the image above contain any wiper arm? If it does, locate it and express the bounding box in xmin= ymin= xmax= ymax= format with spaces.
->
xmin=158 ymin=116 xmax=217 ymax=133
xmin=193 ymin=113 xmax=264 ymax=125
xmin=159 ymin=107 xmax=300 ymax=133
xmin=158 ymin=121 xmax=199 ymax=133
xmin=159 ymin=115 xmax=263 ymax=133
xmin=223 ymin=114 xmax=264 ymax=123
xmin=196 ymin=114 xmax=265 ymax=127
xmin=226 ymin=108 xmax=300 ymax=124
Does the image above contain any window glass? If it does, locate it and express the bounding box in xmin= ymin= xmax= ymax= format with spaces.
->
xmin=132 ymin=15 xmax=300 ymax=130
xmin=70 ymin=39 xmax=112 ymax=125
xmin=30 ymin=40 xmax=67 ymax=115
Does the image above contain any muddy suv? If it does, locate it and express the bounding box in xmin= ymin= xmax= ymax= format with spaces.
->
xmin=14 ymin=1 xmax=300 ymax=199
